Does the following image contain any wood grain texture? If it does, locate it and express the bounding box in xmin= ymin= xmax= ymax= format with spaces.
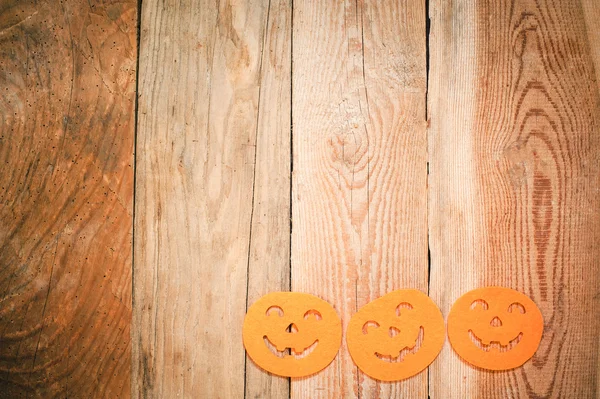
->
xmin=591 ymin=3 xmax=600 ymax=388
xmin=244 ymin=0 xmax=291 ymax=398
xmin=0 ymin=0 xmax=136 ymax=397
xmin=291 ymin=0 xmax=427 ymax=397
xmin=133 ymin=1 xmax=290 ymax=397
xmin=427 ymin=1 xmax=480 ymax=397
xmin=582 ymin=0 xmax=600 ymax=93
xmin=428 ymin=0 xmax=600 ymax=398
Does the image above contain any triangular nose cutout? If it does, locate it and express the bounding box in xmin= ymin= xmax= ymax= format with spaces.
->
xmin=490 ymin=316 xmax=502 ymax=327
xmin=286 ymin=323 xmax=299 ymax=333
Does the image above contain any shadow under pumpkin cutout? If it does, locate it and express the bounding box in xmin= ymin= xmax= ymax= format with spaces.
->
xmin=447 ymin=287 xmax=544 ymax=370
xmin=242 ymin=292 xmax=342 ymax=378
xmin=346 ymin=289 xmax=445 ymax=381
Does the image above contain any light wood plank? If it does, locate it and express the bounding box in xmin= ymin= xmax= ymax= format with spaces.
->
xmin=291 ymin=0 xmax=427 ymax=397
xmin=429 ymin=0 xmax=600 ymax=397
xmin=0 ymin=0 xmax=136 ymax=396
xmin=427 ymin=1 xmax=480 ymax=397
xmin=244 ymin=0 xmax=292 ymax=398
xmin=134 ymin=0 xmax=289 ymax=397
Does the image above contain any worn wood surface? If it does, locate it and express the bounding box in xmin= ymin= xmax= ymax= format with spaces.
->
xmin=291 ymin=0 xmax=427 ymax=397
xmin=244 ymin=1 xmax=292 ymax=398
xmin=2 ymin=0 xmax=599 ymax=397
xmin=133 ymin=0 xmax=290 ymax=397
xmin=428 ymin=0 xmax=600 ymax=398
xmin=0 ymin=0 xmax=136 ymax=397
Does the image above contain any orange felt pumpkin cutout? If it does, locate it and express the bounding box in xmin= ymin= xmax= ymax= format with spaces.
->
xmin=243 ymin=292 xmax=342 ymax=377
xmin=346 ymin=289 xmax=445 ymax=381
xmin=447 ymin=287 xmax=544 ymax=370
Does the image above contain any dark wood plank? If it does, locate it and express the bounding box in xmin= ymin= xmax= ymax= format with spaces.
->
xmin=428 ymin=0 xmax=600 ymax=397
xmin=0 ymin=0 xmax=136 ymax=397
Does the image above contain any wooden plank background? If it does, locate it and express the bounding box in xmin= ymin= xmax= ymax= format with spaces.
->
xmin=291 ymin=0 xmax=427 ymax=397
xmin=428 ymin=0 xmax=600 ymax=398
xmin=133 ymin=1 xmax=291 ymax=397
xmin=0 ymin=0 xmax=599 ymax=398
xmin=0 ymin=0 xmax=136 ymax=397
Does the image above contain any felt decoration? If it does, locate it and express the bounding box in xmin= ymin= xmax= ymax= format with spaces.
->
xmin=346 ymin=289 xmax=445 ymax=381
xmin=242 ymin=292 xmax=342 ymax=377
xmin=447 ymin=287 xmax=544 ymax=370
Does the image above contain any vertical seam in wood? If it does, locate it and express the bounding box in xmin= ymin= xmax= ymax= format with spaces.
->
xmin=244 ymin=2 xmax=272 ymax=398
xmin=288 ymin=0 xmax=294 ymax=397
xmin=425 ymin=0 xmax=431 ymax=122
xmin=425 ymin=0 xmax=431 ymax=398
xmin=132 ymin=0 xmax=142 ymax=396
xmin=357 ymin=1 xmax=368 ymax=397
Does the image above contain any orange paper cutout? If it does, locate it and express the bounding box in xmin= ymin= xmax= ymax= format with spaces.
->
xmin=242 ymin=292 xmax=342 ymax=378
xmin=447 ymin=287 xmax=544 ymax=370
xmin=346 ymin=289 xmax=445 ymax=381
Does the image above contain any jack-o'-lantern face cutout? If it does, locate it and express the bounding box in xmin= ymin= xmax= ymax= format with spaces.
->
xmin=347 ymin=289 xmax=445 ymax=381
xmin=447 ymin=287 xmax=544 ymax=370
xmin=243 ymin=292 xmax=342 ymax=377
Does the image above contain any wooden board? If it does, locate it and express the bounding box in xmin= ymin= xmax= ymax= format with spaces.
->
xmin=244 ymin=0 xmax=292 ymax=398
xmin=3 ymin=0 xmax=599 ymax=397
xmin=0 ymin=0 xmax=136 ymax=397
xmin=428 ymin=0 xmax=600 ymax=397
xmin=133 ymin=1 xmax=291 ymax=397
xmin=291 ymin=1 xmax=427 ymax=397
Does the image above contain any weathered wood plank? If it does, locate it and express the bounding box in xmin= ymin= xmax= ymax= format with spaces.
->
xmin=244 ymin=0 xmax=292 ymax=398
xmin=291 ymin=0 xmax=427 ymax=397
xmin=587 ymin=3 xmax=600 ymax=394
xmin=134 ymin=1 xmax=290 ymax=397
xmin=0 ymin=0 xmax=137 ymax=397
xmin=428 ymin=0 xmax=600 ymax=397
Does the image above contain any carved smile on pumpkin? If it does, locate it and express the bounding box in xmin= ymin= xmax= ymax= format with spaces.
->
xmin=263 ymin=336 xmax=319 ymax=359
xmin=468 ymin=330 xmax=523 ymax=352
xmin=374 ymin=327 xmax=424 ymax=363
xmin=464 ymin=300 xmax=526 ymax=352
xmin=447 ymin=287 xmax=545 ymax=370
xmin=346 ymin=290 xmax=446 ymax=381
xmin=243 ymin=293 xmax=342 ymax=377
